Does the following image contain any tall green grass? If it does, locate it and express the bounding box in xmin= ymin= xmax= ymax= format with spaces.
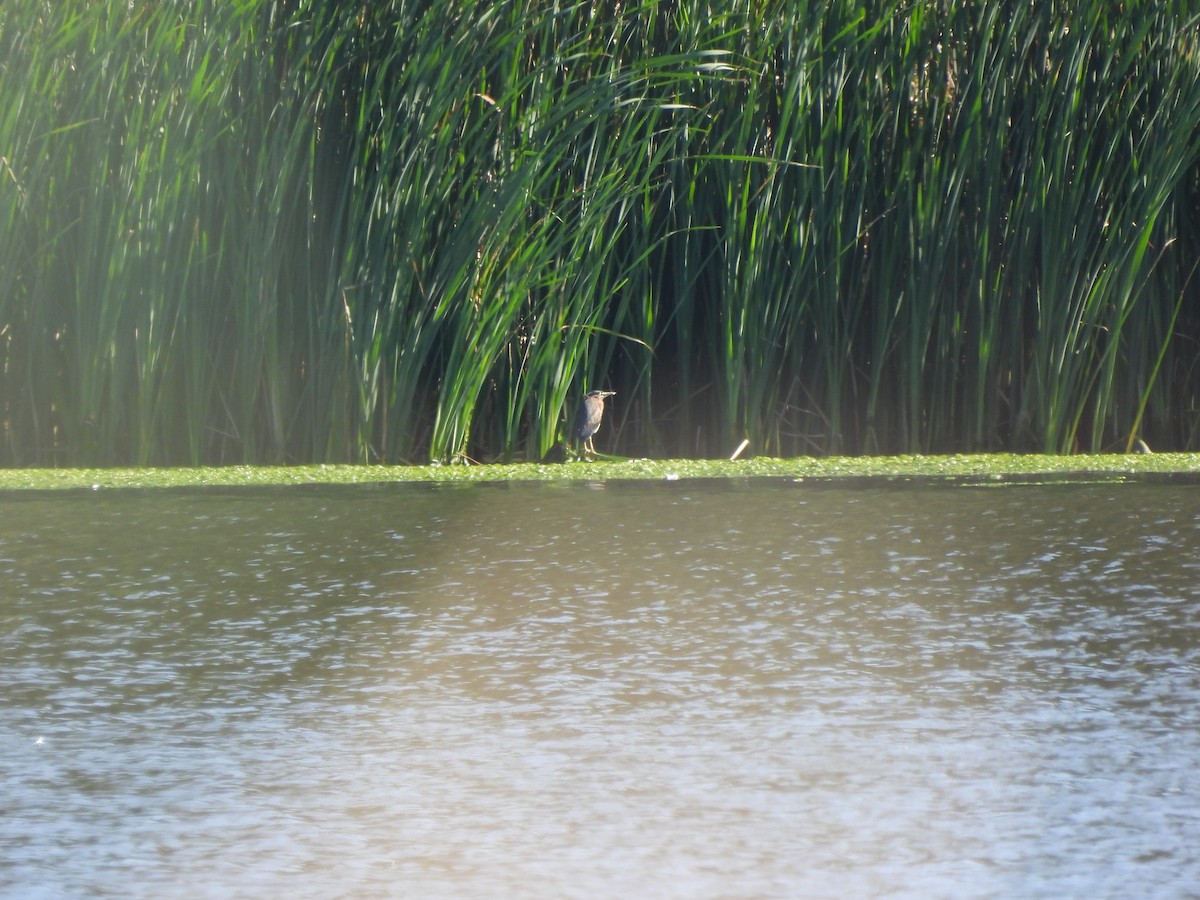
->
xmin=2 ymin=0 xmax=1199 ymax=465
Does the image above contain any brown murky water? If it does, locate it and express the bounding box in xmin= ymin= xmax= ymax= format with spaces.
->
xmin=3 ymin=480 xmax=1199 ymax=897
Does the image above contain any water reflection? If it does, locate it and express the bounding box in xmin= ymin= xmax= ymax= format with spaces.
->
xmin=2 ymin=480 xmax=1199 ymax=896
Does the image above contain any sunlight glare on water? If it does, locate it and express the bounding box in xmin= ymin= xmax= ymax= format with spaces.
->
xmin=2 ymin=479 xmax=1199 ymax=897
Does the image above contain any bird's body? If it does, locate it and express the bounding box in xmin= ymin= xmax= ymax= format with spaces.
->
xmin=573 ymin=390 xmax=615 ymax=459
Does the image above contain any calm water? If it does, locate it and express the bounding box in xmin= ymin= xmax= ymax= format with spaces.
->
xmin=2 ymin=479 xmax=1199 ymax=898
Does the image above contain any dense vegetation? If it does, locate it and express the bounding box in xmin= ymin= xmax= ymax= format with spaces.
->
xmin=2 ymin=0 xmax=1199 ymax=465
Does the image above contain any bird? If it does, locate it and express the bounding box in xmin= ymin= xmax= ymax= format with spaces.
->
xmin=573 ymin=390 xmax=615 ymax=459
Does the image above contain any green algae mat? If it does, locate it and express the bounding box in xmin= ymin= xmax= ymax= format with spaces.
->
xmin=2 ymin=454 xmax=1198 ymax=491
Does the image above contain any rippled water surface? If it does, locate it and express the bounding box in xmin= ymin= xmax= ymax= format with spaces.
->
xmin=3 ymin=479 xmax=1199 ymax=897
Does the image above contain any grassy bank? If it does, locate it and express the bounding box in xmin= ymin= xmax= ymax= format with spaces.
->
xmin=3 ymin=1 xmax=1200 ymax=466
xmin=2 ymin=453 xmax=1198 ymax=491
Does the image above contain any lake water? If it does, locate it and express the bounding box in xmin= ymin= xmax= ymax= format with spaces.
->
xmin=2 ymin=478 xmax=1199 ymax=898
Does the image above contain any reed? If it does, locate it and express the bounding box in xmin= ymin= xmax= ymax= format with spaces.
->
xmin=2 ymin=0 xmax=1199 ymax=465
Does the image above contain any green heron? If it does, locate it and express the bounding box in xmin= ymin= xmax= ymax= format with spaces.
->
xmin=573 ymin=390 xmax=615 ymax=459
